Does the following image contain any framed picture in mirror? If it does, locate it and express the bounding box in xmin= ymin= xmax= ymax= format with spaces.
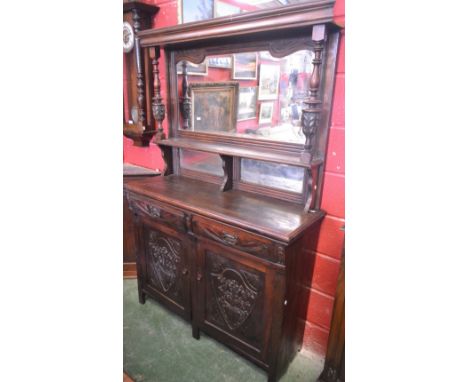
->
xmin=258 ymin=63 xmax=280 ymax=100
xmin=189 ymin=82 xmax=239 ymax=133
xmin=237 ymin=87 xmax=257 ymax=121
xmin=208 ymin=56 xmax=232 ymax=69
xmin=259 ymin=102 xmax=274 ymax=124
xmin=177 ymin=60 xmax=208 ymax=76
xmin=233 ymin=53 xmax=258 ymax=80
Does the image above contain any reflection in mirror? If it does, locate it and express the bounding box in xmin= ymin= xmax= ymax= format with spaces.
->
xmin=241 ymin=159 xmax=305 ymax=193
xmin=177 ymin=50 xmax=313 ymax=144
xmin=179 ymin=149 xmax=224 ymax=177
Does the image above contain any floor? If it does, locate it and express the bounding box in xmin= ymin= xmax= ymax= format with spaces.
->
xmin=123 ymin=279 xmax=324 ymax=382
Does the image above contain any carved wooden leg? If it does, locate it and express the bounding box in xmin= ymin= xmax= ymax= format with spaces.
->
xmin=192 ymin=325 xmax=200 ymax=340
xmin=267 ymin=370 xmax=278 ymax=382
xmin=138 ymin=287 xmax=146 ymax=304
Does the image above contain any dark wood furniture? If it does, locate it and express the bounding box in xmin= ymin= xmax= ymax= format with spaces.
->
xmin=124 ymin=2 xmax=341 ymax=381
xmin=123 ymin=164 xmax=159 ymax=278
xmin=123 ymin=1 xmax=160 ymax=146
xmin=318 ymin=242 xmax=345 ymax=382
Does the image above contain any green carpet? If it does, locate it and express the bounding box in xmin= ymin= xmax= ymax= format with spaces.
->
xmin=124 ymin=279 xmax=323 ymax=381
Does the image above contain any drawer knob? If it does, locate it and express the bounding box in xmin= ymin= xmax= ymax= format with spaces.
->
xmin=222 ymin=232 xmax=238 ymax=246
xmin=196 ymin=272 xmax=203 ymax=281
xmin=182 ymin=268 xmax=188 ymax=276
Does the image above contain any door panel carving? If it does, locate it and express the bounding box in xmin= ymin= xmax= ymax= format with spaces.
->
xmin=144 ymin=228 xmax=186 ymax=307
xmin=204 ymin=249 xmax=266 ymax=352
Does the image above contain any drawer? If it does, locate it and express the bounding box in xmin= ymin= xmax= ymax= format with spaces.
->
xmin=127 ymin=193 xmax=187 ymax=232
xmin=192 ymin=215 xmax=284 ymax=264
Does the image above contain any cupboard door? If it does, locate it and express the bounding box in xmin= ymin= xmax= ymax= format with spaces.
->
xmin=140 ymin=222 xmax=191 ymax=319
xmin=195 ymin=240 xmax=283 ymax=364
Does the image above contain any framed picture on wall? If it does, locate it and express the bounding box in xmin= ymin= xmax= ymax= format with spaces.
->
xmin=189 ymin=82 xmax=239 ymax=133
xmin=181 ymin=0 xmax=214 ymax=23
xmin=232 ymin=53 xmax=258 ymax=80
xmin=259 ymin=102 xmax=274 ymax=124
xmin=214 ymin=0 xmax=241 ymax=18
xmin=258 ymin=64 xmax=280 ymax=100
xmin=237 ymin=87 xmax=257 ymax=121
xmin=177 ymin=60 xmax=208 ymax=76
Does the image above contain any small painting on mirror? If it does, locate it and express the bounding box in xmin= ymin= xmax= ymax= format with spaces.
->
xmin=181 ymin=0 xmax=214 ymax=23
xmin=177 ymin=60 xmax=208 ymax=76
xmin=233 ymin=53 xmax=258 ymax=80
xmin=237 ymin=87 xmax=257 ymax=121
xmin=258 ymin=63 xmax=280 ymax=100
xmin=208 ymin=56 xmax=232 ymax=69
xmin=259 ymin=102 xmax=274 ymax=124
xmin=190 ymin=82 xmax=239 ymax=132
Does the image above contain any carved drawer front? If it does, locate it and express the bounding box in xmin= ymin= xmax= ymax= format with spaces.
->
xmin=195 ymin=242 xmax=275 ymax=363
xmin=142 ymin=226 xmax=190 ymax=317
xmin=127 ymin=194 xmax=186 ymax=232
xmin=192 ymin=216 xmax=279 ymax=263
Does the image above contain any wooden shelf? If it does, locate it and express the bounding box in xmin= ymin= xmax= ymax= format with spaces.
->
xmin=138 ymin=1 xmax=336 ymax=47
xmin=124 ymin=175 xmax=324 ymax=243
xmin=157 ymin=138 xmax=322 ymax=168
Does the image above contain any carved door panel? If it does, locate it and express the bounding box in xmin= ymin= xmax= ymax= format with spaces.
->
xmin=140 ymin=222 xmax=191 ymax=319
xmin=195 ymin=240 xmax=282 ymax=364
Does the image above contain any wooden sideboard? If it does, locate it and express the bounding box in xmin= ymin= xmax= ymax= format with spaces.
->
xmin=124 ymin=176 xmax=324 ymax=381
xmin=123 ymin=163 xmax=159 ymax=278
xmin=122 ymin=1 xmax=341 ymax=380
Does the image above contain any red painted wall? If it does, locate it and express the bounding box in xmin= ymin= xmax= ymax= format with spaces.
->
xmin=124 ymin=0 xmax=345 ymax=360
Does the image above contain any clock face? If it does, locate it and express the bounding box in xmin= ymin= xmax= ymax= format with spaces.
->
xmin=123 ymin=21 xmax=135 ymax=53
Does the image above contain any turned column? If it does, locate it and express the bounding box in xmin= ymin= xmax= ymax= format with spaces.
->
xmin=180 ymin=61 xmax=191 ymax=130
xmin=132 ymin=8 xmax=148 ymax=131
xmin=151 ymin=46 xmax=166 ymax=141
xmin=301 ymin=24 xmax=326 ymax=161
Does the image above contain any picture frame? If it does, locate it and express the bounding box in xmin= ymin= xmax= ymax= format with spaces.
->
xmin=189 ymin=82 xmax=239 ymax=133
xmin=232 ymin=53 xmax=258 ymax=80
xmin=177 ymin=60 xmax=208 ymax=76
xmin=208 ymin=56 xmax=232 ymax=69
xmin=259 ymin=102 xmax=274 ymax=125
xmin=181 ymin=0 xmax=214 ymax=24
xmin=237 ymin=87 xmax=257 ymax=121
xmin=214 ymin=0 xmax=241 ymax=18
xmin=258 ymin=64 xmax=280 ymax=100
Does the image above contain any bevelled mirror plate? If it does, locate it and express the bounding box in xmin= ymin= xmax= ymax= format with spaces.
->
xmin=240 ymin=158 xmax=305 ymax=193
xmin=180 ymin=149 xmax=224 ymax=177
xmin=177 ymin=50 xmax=313 ymax=144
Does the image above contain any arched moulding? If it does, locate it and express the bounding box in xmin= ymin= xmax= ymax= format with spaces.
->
xmin=268 ymin=37 xmax=315 ymax=58
xmin=174 ymin=49 xmax=207 ymax=65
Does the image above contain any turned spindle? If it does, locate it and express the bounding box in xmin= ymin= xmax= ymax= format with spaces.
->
xmin=302 ymin=24 xmax=326 ymax=156
xmin=151 ymin=46 xmax=166 ymax=141
xmin=180 ymin=61 xmax=191 ymax=130
xmin=132 ymin=8 xmax=147 ymax=129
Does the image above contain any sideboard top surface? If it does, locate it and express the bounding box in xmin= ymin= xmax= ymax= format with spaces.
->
xmin=124 ymin=175 xmax=323 ymax=243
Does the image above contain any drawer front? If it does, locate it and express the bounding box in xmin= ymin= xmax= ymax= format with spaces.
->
xmin=192 ymin=216 xmax=282 ymax=263
xmin=127 ymin=194 xmax=186 ymax=232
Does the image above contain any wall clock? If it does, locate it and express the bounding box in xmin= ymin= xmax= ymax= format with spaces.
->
xmin=123 ymin=21 xmax=135 ymax=53
xmin=123 ymin=1 xmax=159 ymax=146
